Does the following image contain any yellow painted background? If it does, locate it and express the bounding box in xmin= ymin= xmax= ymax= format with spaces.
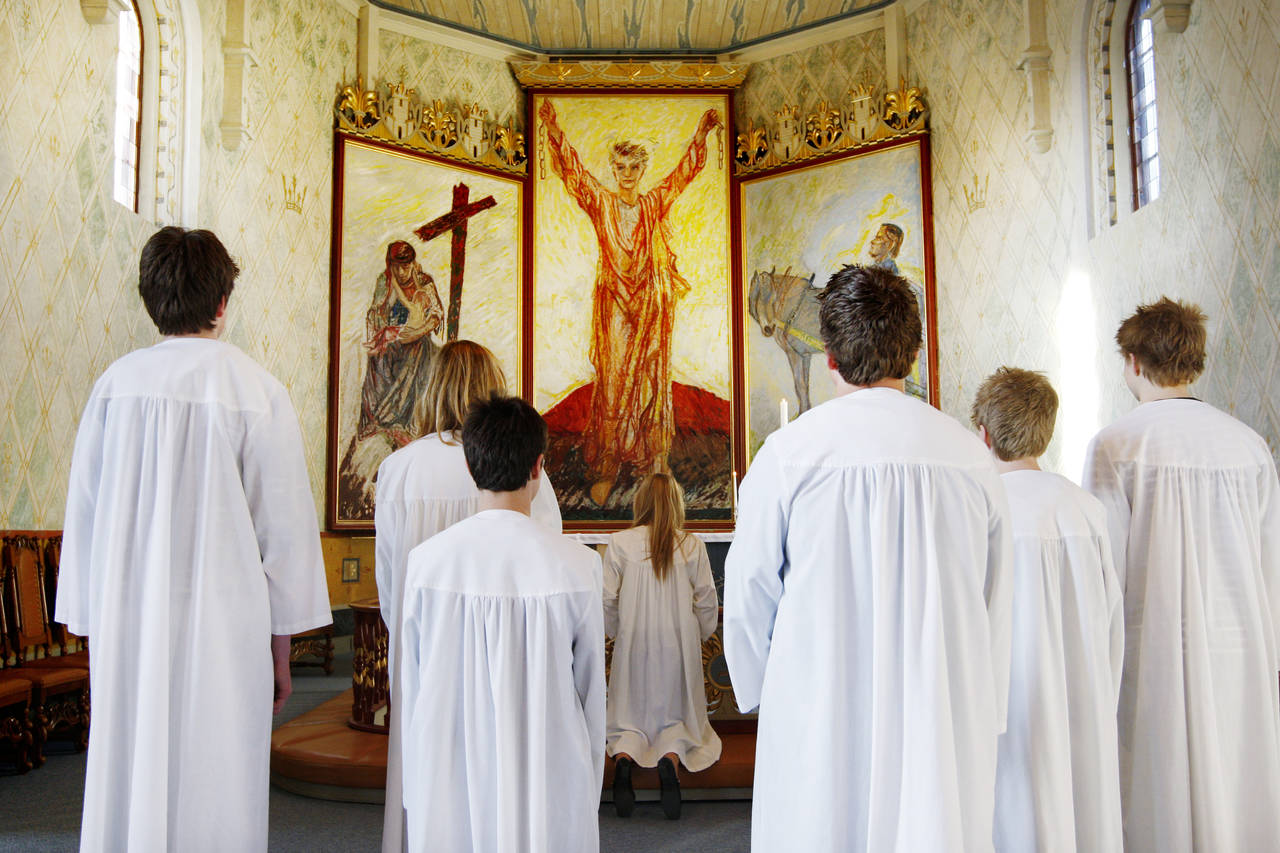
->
xmin=531 ymin=93 xmax=732 ymax=410
xmin=742 ymin=142 xmax=928 ymax=458
xmin=336 ymin=141 xmax=523 ymax=452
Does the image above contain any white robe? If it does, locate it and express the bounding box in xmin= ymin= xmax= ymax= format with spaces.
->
xmin=1084 ymin=398 xmax=1280 ymax=852
xmin=374 ymin=434 xmax=561 ymax=853
xmin=55 ymin=338 xmax=331 ymax=853
xmin=993 ymin=470 xmax=1124 ymax=853
xmin=399 ymin=510 xmax=604 ymax=853
xmin=603 ymin=526 xmax=721 ymax=770
xmin=724 ymin=388 xmax=1013 ymax=852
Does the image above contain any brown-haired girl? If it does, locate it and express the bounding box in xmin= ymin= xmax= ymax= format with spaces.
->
xmin=603 ymin=473 xmax=721 ymax=820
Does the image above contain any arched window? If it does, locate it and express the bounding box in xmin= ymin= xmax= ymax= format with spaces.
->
xmin=1126 ymin=0 xmax=1160 ymax=208
xmin=112 ymin=1 xmax=143 ymax=212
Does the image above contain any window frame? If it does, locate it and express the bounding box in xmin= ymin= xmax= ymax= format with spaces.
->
xmin=113 ymin=0 xmax=145 ymax=213
xmin=1124 ymin=0 xmax=1160 ymax=210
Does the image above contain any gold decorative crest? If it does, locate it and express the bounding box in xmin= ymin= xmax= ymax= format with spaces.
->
xmin=883 ymin=83 xmax=927 ymax=133
xmin=735 ymin=82 xmax=930 ymax=175
xmin=333 ymin=78 xmax=526 ymax=175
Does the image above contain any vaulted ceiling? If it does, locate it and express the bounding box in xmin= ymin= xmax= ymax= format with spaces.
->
xmin=370 ymin=0 xmax=889 ymax=53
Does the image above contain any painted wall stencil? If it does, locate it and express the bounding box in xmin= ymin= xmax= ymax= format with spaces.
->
xmin=739 ymin=135 xmax=938 ymax=460
xmin=529 ymin=91 xmax=734 ymax=525
xmin=328 ymin=135 xmax=523 ymax=529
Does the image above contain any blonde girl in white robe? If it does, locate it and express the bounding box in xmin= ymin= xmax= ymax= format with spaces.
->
xmin=375 ymin=340 xmax=561 ymax=853
xmin=603 ymin=472 xmax=721 ymax=819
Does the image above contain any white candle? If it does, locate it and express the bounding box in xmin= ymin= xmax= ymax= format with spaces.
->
xmin=779 ymin=397 xmax=789 ymax=429
xmin=731 ymin=469 xmax=738 ymax=519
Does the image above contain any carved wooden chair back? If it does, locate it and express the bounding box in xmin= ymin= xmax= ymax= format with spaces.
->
xmin=41 ymin=538 xmax=82 ymax=655
xmin=0 ymin=557 xmax=13 ymax=669
xmin=3 ymin=540 xmax=54 ymax=661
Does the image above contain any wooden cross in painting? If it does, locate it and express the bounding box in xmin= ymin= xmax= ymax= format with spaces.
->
xmin=413 ymin=182 xmax=497 ymax=340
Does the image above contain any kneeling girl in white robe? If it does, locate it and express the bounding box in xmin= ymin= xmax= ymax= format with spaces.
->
xmin=399 ymin=395 xmax=604 ymax=853
xmin=972 ymin=367 xmax=1124 ymax=853
xmin=603 ymin=472 xmax=722 ymax=819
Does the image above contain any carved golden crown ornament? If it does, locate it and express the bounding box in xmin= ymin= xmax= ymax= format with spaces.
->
xmin=334 ymin=77 xmax=527 ymax=175
xmin=735 ymin=81 xmax=929 ymax=174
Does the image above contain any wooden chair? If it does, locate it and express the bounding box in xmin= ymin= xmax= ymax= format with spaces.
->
xmin=29 ymin=538 xmax=88 ymax=667
xmin=0 ymin=587 xmax=35 ymax=773
xmin=2 ymin=539 xmax=90 ymax=759
xmin=290 ymin=626 xmax=335 ymax=675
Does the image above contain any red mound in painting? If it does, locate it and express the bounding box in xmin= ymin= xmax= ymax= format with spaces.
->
xmin=541 ymin=382 xmax=731 ymax=518
xmin=542 ymin=382 xmax=730 ymax=436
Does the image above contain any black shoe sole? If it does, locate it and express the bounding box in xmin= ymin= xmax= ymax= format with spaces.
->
xmin=658 ymin=757 xmax=681 ymax=820
xmin=613 ymin=759 xmax=635 ymax=818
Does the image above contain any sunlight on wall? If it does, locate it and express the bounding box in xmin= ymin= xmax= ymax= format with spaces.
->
xmin=1055 ymin=269 xmax=1101 ymax=482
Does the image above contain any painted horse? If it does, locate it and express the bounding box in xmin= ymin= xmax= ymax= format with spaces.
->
xmin=748 ymin=268 xmax=824 ymax=413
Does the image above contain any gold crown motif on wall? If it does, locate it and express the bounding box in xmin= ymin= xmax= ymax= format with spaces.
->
xmin=963 ymin=174 xmax=988 ymax=213
xmin=282 ymin=175 xmax=306 ymax=213
xmin=335 ymin=77 xmax=527 ymax=175
xmin=735 ymin=82 xmax=929 ymax=174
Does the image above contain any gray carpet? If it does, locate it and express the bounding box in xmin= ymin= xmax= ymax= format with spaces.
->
xmin=1 ymin=649 xmax=751 ymax=852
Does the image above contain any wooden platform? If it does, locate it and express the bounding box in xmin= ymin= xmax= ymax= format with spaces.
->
xmin=271 ymin=689 xmax=756 ymax=804
xmin=271 ymin=690 xmax=388 ymax=803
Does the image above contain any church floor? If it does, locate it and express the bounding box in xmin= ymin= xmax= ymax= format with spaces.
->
xmin=0 ymin=649 xmax=751 ymax=852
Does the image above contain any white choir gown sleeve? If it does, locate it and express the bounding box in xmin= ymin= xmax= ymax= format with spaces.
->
xmin=54 ymin=392 xmax=106 ymax=636
xmin=1099 ymin=529 xmax=1126 ymax=702
xmin=241 ymin=388 xmax=331 ymax=634
xmin=1083 ymin=438 xmax=1131 ymax=591
xmin=984 ymin=473 xmax=1015 ymax=732
xmin=573 ymin=551 xmax=607 ymax=787
xmin=602 ymin=539 xmax=622 ymax=639
xmin=532 ymin=472 xmax=564 ymax=533
xmin=723 ymin=443 xmax=789 ymax=713
xmin=398 ymin=585 xmax=425 ymax=808
xmin=1259 ymin=457 xmax=1280 ymax=661
xmin=374 ymin=458 xmax=399 ymax=631
xmin=690 ymin=537 xmax=719 ymax=642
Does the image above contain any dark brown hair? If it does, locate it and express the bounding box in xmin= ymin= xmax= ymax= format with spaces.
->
xmin=970 ymin=367 xmax=1059 ymax=461
xmin=1115 ymin=297 xmax=1207 ymax=386
xmin=818 ymin=264 xmax=922 ymax=386
xmin=138 ymin=227 xmax=239 ymax=335
xmin=462 ymin=394 xmax=547 ymax=493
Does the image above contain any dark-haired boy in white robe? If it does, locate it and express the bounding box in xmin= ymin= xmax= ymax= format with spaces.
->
xmin=398 ymin=397 xmax=604 ymax=853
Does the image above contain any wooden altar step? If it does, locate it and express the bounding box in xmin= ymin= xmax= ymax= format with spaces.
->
xmin=270 ymin=689 xmax=756 ymax=804
xmin=270 ymin=690 xmax=387 ymax=803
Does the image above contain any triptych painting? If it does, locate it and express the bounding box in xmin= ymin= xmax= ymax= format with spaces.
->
xmin=328 ymin=94 xmax=934 ymax=532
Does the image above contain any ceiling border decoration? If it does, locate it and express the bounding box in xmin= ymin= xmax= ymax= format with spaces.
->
xmin=511 ymin=60 xmax=748 ymax=90
xmin=334 ymin=77 xmax=527 ymax=175
xmin=733 ymin=82 xmax=928 ymax=176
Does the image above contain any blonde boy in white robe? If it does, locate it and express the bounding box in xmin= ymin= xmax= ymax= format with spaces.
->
xmin=57 ymin=227 xmax=332 ymax=853
xmin=971 ymin=367 xmax=1124 ymax=852
xmin=399 ymin=395 xmax=604 ymax=853
xmin=725 ymin=264 xmax=1013 ymax=852
xmin=374 ymin=341 xmax=561 ymax=853
xmin=1084 ymin=297 xmax=1280 ymax=853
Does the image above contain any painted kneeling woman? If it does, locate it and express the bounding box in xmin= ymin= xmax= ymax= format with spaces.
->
xmin=604 ymin=473 xmax=722 ymax=820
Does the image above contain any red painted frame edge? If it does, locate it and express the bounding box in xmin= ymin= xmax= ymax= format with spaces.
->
xmin=325 ymin=131 xmax=529 ymax=532
xmin=732 ymin=131 xmax=940 ymax=413
xmin=522 ymin=87 xmax=742 ymax=533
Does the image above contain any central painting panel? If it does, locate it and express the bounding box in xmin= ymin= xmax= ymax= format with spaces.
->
xmin=529 ymin=90 xmax=734 ymax=525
